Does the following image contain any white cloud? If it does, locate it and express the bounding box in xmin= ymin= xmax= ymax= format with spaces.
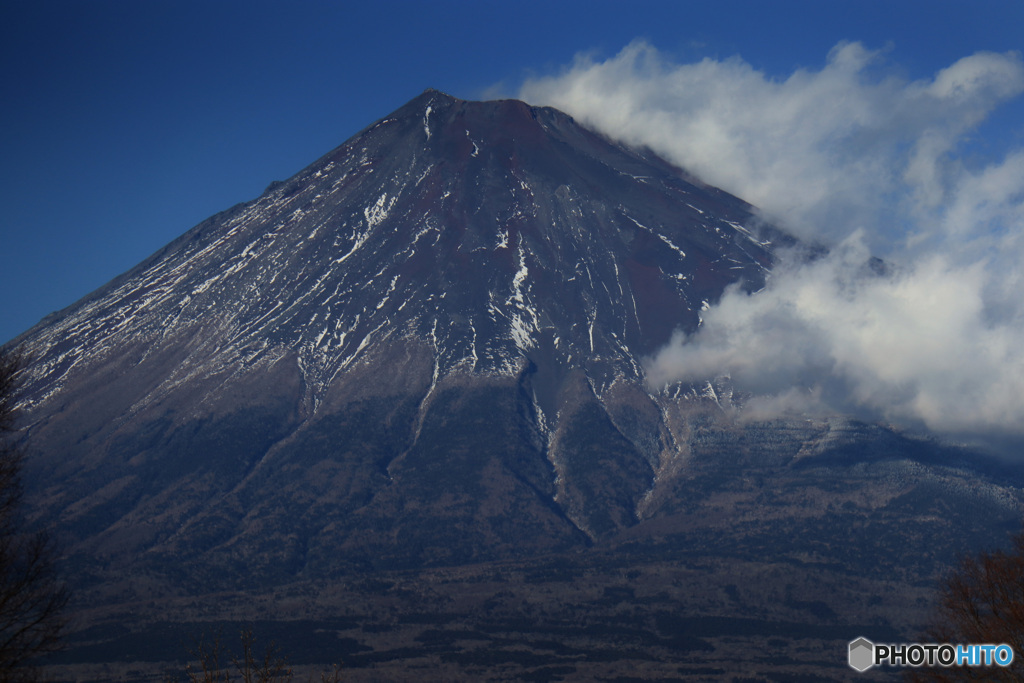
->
xmin=646 ymin=235 xmax=1024 ymax=438
xmin=520 ymin=40 xmax=1024 ymax=247
xmin=520 ymin=41 xmax=1024 ymax=442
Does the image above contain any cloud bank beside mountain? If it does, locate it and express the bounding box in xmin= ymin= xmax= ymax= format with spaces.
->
xmin=520 ymin=41 xmax=1024 ymax=442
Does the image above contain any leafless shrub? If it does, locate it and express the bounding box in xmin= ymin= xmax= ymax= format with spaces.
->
xmin=907 ymin=528 xmax=1024 ymax=681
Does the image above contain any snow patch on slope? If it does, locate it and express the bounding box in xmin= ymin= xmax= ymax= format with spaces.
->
xmin=365 ymin=193 xmax=397 ymax=228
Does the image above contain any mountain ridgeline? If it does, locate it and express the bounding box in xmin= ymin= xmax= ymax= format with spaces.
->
xmin=13 ymin=91 xmax=1024 ymax=679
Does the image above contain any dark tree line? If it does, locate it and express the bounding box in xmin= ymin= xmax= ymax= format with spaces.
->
xmin=168 ymin=629 xmax=343 ymax=682
xmin=0 ymin=348 xmax=67 ymax=681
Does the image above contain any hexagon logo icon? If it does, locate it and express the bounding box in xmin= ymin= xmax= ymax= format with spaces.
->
xmin=849 ymin=637 xmax=875 ymax=672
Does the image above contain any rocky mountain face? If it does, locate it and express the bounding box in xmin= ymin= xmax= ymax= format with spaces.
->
xmin=15 ymin=89 xmax=778 ymax=567
xmin=12 ymin=91 xmax=1024 ymax=680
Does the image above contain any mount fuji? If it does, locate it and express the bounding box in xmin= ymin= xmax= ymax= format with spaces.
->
xmin=12 ymin=90 xmax=1022 ymax=680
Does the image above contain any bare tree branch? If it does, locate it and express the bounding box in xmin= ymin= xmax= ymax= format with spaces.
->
xmin=0 ymin=347 xmax=68 ymax=682
xmin=907 ymin=529 xmax=1024 ymax=682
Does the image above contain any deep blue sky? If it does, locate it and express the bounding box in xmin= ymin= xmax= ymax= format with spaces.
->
xmin=2 ymin=0 xmax=1023 ymax=344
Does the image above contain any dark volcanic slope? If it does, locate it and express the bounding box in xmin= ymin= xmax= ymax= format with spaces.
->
xmin=14 ymin=90 xmax=779 ymax=577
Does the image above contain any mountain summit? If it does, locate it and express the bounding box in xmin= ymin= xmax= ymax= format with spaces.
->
xmin=20 ymin=90 xmax=772 ymax=413
xmin=14 ymin=91 xmax=1022 ymax=680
